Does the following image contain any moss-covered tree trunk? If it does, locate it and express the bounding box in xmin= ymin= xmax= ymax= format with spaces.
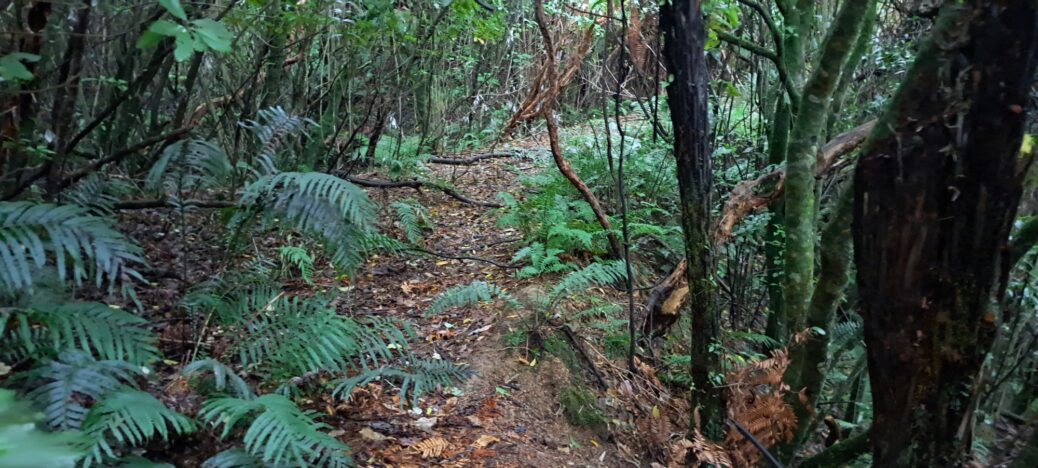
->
xmin=782 ymin=0 xmax=872 ymax=334
xmin=660 ymin=0 xmax=724 ymax=440
xmin=853 ymin=1 xmax=1038 ymax=464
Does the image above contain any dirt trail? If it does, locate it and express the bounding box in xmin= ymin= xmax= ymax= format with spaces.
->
xmin=332 ymin=144 xmax=627 ymax=467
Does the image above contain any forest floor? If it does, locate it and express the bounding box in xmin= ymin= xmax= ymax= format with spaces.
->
xmin=330 ymin=136 xmax=628 ymax=467
xmin=124 ymin=130 xmax=664 ymax=466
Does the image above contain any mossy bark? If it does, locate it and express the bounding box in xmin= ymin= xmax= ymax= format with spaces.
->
xmin=660 ymin=0 xmax=725 ymax=440
xmin=853 ymin=1 xmax=1038 ymax=464
xmin=782 ymin=0 xmax=872 ymax=335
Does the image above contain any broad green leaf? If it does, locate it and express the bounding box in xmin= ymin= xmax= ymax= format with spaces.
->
xmin=158 ymin=0 xmax=188 ymax=21
xmin=136 ymin=30 xmax=164 ymax=49
xmin=191 ymin=19 xmax=233 ymax=53
xmin=148 ymin=19 xmax=184 ymax=37
xmin=0 ymin=53 xmax=40 ymax=82
xmin=173 ymin=32 xmax=195 ymax=61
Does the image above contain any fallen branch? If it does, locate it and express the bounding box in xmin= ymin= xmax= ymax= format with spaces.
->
xmin=715 ymin=119 xmax=875 ymax=243
xmin=426 ymin=152 xmax=519 ymax=165
xmin=642 ymin=258 xmax=688 ymax=338
xmin=407 ymin=247 xmax=519 ymax=269
xmin=345 ymin=176 xmax=502 ymax=208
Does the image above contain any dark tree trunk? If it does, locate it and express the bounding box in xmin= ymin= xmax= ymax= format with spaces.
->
xmin=660 ymin=0 xmax=724 ymax=439
xmin=853 ymin=1 xmax=1038 ymax=465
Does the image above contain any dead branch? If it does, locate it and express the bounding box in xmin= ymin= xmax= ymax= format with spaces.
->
xmin=344 ymin=176 xmax=503 ymax=208
xmin=426 ymin=152 xmax=519 ymax=165
xmin=714 ymin=119 xmax=875 ymax=244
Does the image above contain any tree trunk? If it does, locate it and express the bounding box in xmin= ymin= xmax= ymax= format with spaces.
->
xmin=660 ymin=0 xmax=724 ymax=440
xmin=853 ymin=1 xmax=1038 ymax=464
xmin=782 ymin=0 xmax=872 ymax=336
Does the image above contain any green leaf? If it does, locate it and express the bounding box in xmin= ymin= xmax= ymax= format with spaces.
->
xmin=159 ymin=0 xmax=188 ymax=21
xmin=173 ymin=32 xmax=195 ymax=61
xmin=136 ymin=31 xmax=164 ymax=49
xmin=191 ymin=19 xmax=233 ymax=53
xmin=148 ymin=19 xmax=184 ymax=37
xmin=0 ymin=53 xmax=40 ymax=82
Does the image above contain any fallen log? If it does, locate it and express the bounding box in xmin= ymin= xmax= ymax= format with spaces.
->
xmin=426 ymin=152 xmax=518 ymax=165
xmin=345 ymin=176 xmax=503 ymax=208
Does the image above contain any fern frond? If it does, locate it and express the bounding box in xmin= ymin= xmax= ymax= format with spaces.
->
xmin=391 ymin=199 xmax=432 ymax=244
xmin=182 ymin=359 xmax=253 ymax=398
xmin=60 ymin=174 xmax=120 ymax=216
xmin=237 ymin=172 xmax=374 ymax=272
xmin=0 ymin=389 xmax=82 ymax=467
xmin=23 ymin=350 xmax=141 ymax=431
xmin=5 ymin=301 xmax=159 ymax=365
xmin=241 ymin=107 xmax=315 ymax=174
xmin=202 ymin=448 xmax=263 ymax=468
xmin=0 ymin=201 xmax=144 ymax=293
xmin=200 ymin=394 xmax=351 ymax=468
xmin=426 ymin=281 xmax=521 ymax=315
xmin=80 ymin=389 xmax=193 ymax=467
xmin=277 ymin=246 xmax=315 ymax=285
xmin=548 ymin=260 xmax=627 ymax=305
xmin=146 ymin=139 xmax=232 ymax=195
xmin=333 ymin=359 xmax=469 ymax=407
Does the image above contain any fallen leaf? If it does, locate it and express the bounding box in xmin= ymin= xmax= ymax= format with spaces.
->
xmin=415 ymin=416 xmax=438 ymax=433
xmin=415 ymin=437 xmax=449 ymax=458
xmin=474 ymin=435 xmax=500 ymax=448
xmin=358 ymin=428 xmax=389 ymax=441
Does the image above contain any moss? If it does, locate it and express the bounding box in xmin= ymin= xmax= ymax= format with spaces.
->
xmin=559 ymin=386 xmax=606 ymax=428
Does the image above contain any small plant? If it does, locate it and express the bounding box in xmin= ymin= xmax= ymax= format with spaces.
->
xmin=278 ymin=245 xmax=316 ymax=284
xmin=559 ymin=386 xmax=606 ymax=428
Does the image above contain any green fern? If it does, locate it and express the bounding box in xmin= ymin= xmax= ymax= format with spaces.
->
xmin=146 ymin=139 xmax=232 ymax=196
xmin=181 ymin=359 xmax=253 ymax=398
xmin=0 ymin=201 xmax=144 ymax=293
xmin=277 ymin=246 xmax=315 ymax=285
xmin=22 ymin=350 xmax=141 ymax=431
xmin=391 ymin=199 xmax=432 ymax=244
xmin=241 ymin=106 xmax=316 ymax=173
xmin=333 ymin=359 xmax=469 ymax=406
xmin=426 ymin=281 xmax=521 ymax=315
xmin=199 ymin=394 xmax=351 ymax=467
xmin=4 ymin=301 xmax=159 ymax=365
xmin=202 ymin=448 xmax=263 ymax=468
xmin=0 ymin=389 xmax=81 ymax=467
xmin=235 ymin=172 xmax=374 ymax=272
xmin=80 ymin=388 xmax=193 ymax=467
xmin=547 ymin=260 xmax=627 ymax=305
xmin=511 ymin=242 xmax=572 ymax=278
xmin=60 ymin=174 xmax=122 ymax=216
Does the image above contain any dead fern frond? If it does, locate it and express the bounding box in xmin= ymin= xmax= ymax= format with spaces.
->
xmin=414 ymin=437 xmax=449 ymax=459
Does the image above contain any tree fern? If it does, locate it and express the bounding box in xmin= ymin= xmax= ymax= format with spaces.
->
xmin=277 ymin=245 xmax=315 ymax=285
xmin=0 ymin=201 xmax=144 ymax=293
xmin=181 ymin=359 xmax=253 ymax=398
xmin=199 ymin=394 xmax=351 ymax=468
xmin=80 ymin=388 xmax=193 ymax=467
xmin=0 ymin=389 xmax=81 ymax=467
xmin=333 ymin=359 xmax=468 ymax=407
xmin=4 ymin=301 xmax=159 ymax=365
xmin=22 ymin=350 xmax=141 ymax=431
xmin=146 ymin=139 xmax=232 ymax=196
xmin=426 ymin=281 xmax=521 ymax=315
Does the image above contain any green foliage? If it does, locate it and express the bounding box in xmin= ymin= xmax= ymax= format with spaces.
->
xmin=426 ymin=281 xmax=521 ymax=315
xmin=147 ymin=139 xmax=232 ymax=196
xmin=391 ymin=199 xmax=433 ymax=244
xmin=4 ymin=301 xmax=159 ymax=365
xmin=22 ymin=350 xmax=141 ymax=431
xmin=240 ymin=107 xmax=316 ymax=172
xmin=547 ymin=260 xmax=626 ymax=306
xmin=512 ymin=242 xmax=571 ymax=278
xmin=185 ymin=284 xmax=409 ymax=379
xmin=235 ymin=171 xmax=374 ymax=273
xmin=333 ymin=359 xmax=468 ymax=407
xmin=559 ymin=386 xmax=606 ymax=428
xmin=0 ymin=201 xmax=144 ymax=293
xmin=139 ymin=0 xmax=234 ymax=61
xmin=181 ymin=359 xmax=253 ymax=398
xmin=80 ymin=389 xmax=193 ymax=467
xmin=202 ymin=448 xmax=263 ymax=468
xmin=0 ymin=389 xmax=81 ymax=467
xmin=0 ymin=52 xmax=40 ymax=82
xmin=199 ymin=394 xmax=351 ymax=467
xmin=277 ymin=245 xmax=315 ymax=285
